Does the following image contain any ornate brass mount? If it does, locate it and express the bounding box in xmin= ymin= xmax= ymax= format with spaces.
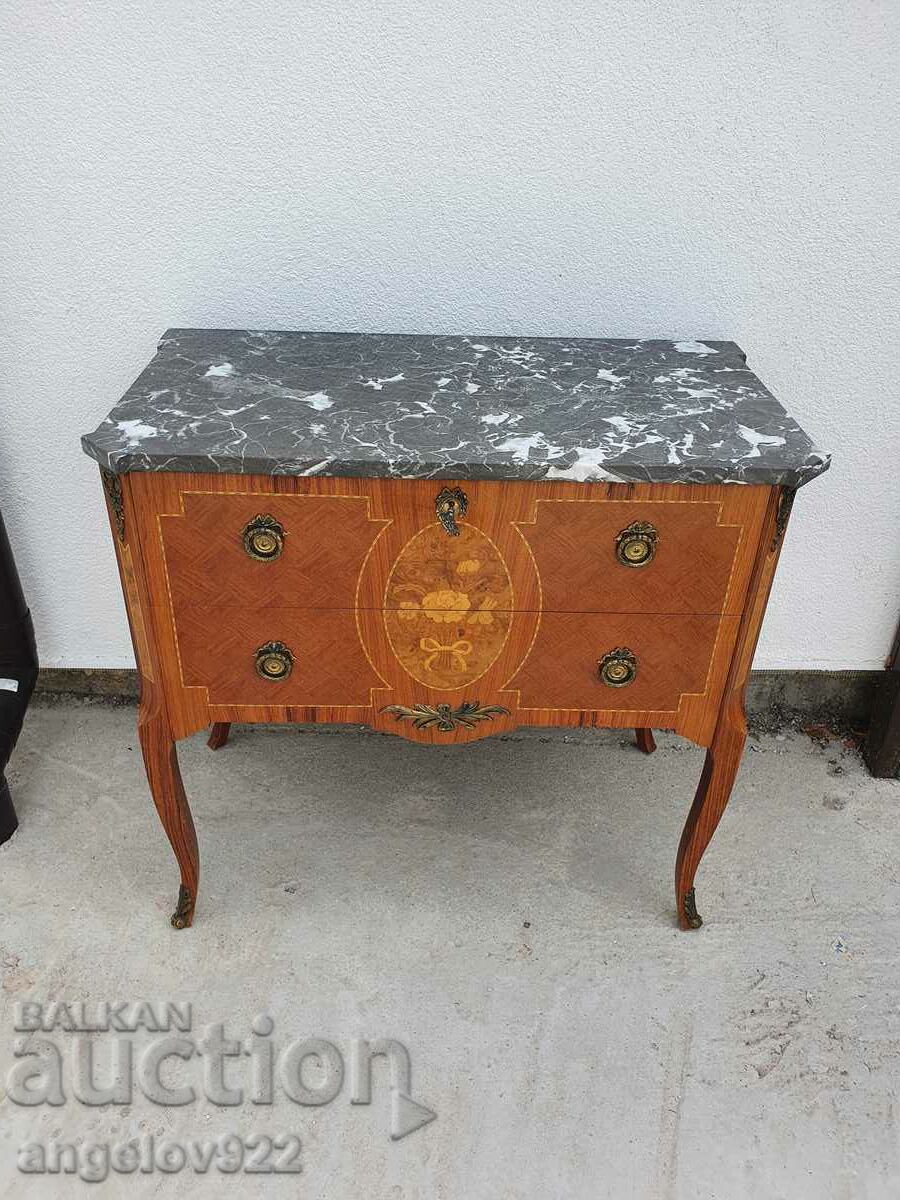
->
xmin=615 ymin=521 xmax=658 ymax=567
xmin=381 ymin=700 xmax=509 ymax=732
xmin=242 ymin=514 xmax=285 ymax=561
xmin=683 ymin=887 xmax=702 ymax=929
xmin=100 ymin=469 xmax=125 ymax=543
xmin=771 ymin=488 xmax=795 ymax=551
xmin=598 ymin=647 xmax=638 ymax=687
xmin=435 ymin=487 xmax=468 ymax=536
xmin=171 ymin=884 xmax=194 ymax=930
xmin=255 ymin=641 xmax=294 ymax=681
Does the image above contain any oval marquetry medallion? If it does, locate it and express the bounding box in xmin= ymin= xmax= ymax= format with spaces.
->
xmin=383 ymin=524 xmax=514 ymax=689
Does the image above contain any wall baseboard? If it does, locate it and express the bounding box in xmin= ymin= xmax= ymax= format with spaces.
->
xmin=35 ymin=668 xmax=878 ymax=731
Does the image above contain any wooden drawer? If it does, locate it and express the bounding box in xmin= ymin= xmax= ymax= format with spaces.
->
xmin=172 ymin=603 xmax=738 ymax=728
xmin=155 ymin=479 xmax=767 ymax=618
xmin=506 ymin=612 xmax=740 ymax=713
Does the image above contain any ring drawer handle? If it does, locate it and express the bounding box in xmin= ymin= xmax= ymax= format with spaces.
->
xmin=598 ymin=647 xmax=638 ymax=687
xmin=243 ymin=514 xmax=285 ymax=561
xmin=615 ymin=521 xmax=658 ymax=567
xmin=435 ymin=487 xmax=468 ymax=536
xmin=255 ymin=641 xmax=294 ymax=681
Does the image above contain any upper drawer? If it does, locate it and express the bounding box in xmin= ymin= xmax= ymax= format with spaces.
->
xmin=150 ymin=477 xmax=768 ymax=618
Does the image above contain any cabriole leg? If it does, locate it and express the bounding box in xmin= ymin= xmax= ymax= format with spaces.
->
xmin=675 ymin=702 xmax=747 ymax=929
xmin=138 ymin=695 xmax=200 ymax=929
xmin=674 ymin=486 xmax=790 ymax=930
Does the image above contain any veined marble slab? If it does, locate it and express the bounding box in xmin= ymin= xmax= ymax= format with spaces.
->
xmin=82 ymin=330 xmax=830 ymax=488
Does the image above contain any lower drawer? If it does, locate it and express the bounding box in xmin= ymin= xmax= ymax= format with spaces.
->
xmin=505 ymin=612 xmax=739 ymax=714
xmin=174 ymin=602 xmax=737 ymax=727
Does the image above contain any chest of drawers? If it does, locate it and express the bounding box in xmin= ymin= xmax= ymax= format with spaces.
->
xmin=83 ymin=331 xmax=828 ymax=931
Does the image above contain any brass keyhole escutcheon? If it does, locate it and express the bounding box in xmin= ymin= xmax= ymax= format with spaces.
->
xmin=598 ymin=647 xmax=638 ymax=687
xmin=255 ymin=641 xmax=294 ymax=681
xmin=435 ymin=487 xmax=468 ymax=536
xmin=242 ymin=514 xmax=285 ymax=561
xmin=615 ymin=521 xmax=658 ymax=567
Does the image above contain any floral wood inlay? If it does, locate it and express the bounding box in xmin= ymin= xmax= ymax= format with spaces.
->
xmin=383 ymin=524 xmax=513 ymax=688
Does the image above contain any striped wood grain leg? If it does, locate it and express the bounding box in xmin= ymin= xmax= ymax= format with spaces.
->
xmin=207 ymin=722 xmax=231 ymax=750
xmin=675 ymin=485 xmax=792 ymax=931
xmin=635 ymin=728 xmax=656 ymax=754
xmin=675 ymin=702 xmax=746 ymax=928
xmin=138 ymin=688 xmax=200 ymax=929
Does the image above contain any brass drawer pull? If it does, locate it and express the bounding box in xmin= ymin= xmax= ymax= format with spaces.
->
xmin=599 ymin=647 xmax=638 ymax=687
xmin=243 ymin=514 xmax=285 ymax=561
xmin=615 ymin=521 xmax=658 ymax=567
xmin=435 ymin=487 xmax=468 ymax=536
xmin=255 ymin=641 xmax=294 ymax=681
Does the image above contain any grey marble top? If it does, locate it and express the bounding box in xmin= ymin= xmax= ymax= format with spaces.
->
xmin=82 ymin=330 xmax=829 ymax=488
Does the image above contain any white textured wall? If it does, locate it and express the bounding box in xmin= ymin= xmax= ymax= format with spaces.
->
xmin=1 ymin=2 xmax=898 ymax=670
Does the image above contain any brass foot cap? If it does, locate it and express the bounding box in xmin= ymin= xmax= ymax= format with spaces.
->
xmin=171 ymin=885 xmax=194 ymax=930
xmin=682 ymin=888 xmax=703 ymax=929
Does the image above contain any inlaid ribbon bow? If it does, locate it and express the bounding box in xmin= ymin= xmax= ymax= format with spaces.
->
xmin=419 ymin=637 xmax=473 ymax=672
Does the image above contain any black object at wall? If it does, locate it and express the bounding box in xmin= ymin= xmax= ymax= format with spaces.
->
xmin=0 ymin=512 xmax=38 ymax=843
xmin=865 ymin=620 xmax=900 ymax=779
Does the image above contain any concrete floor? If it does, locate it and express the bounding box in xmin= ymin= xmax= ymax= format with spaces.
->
xmin=0 ymin=700 xmax=898 ymax=1199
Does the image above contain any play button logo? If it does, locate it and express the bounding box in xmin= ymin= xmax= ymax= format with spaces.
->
xmin=350 ymin=1038 xmax=437 ymax=1140
xmin=391 ymin=1090 xmax=438 ymax=1141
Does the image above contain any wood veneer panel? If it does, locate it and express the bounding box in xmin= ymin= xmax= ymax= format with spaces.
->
xmin=161 ymin=492 xmax=388 ymax=611
xmin=515 ymin=491 xmax=767 ymax=615
xmin=506 ymin=612 xmax=739 ymax=717
xmin=175 ymin=607 xmax=384 ymax=707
